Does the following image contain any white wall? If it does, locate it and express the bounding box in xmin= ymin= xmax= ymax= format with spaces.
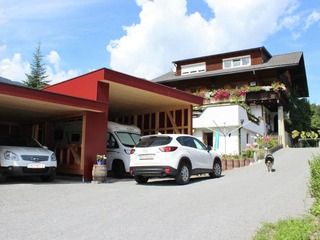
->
xmin=193 ymin=105 xmax=265 ymax=155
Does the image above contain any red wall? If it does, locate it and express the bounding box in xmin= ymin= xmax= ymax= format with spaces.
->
xmin=83 ymin=111 xmax=108 ymax=181
xmin=44 ymin=69 xmax=105 ymax=101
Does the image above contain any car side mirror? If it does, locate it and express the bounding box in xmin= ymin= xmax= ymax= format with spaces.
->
xmin=207 ymin=145 xmax=212 ymax=152
xmin=42 ymin=146 xmax=48 ymax=150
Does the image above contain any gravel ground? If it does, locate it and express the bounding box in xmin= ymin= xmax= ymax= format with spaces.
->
xmin=1 ymin=147 xmax=320 ymax=240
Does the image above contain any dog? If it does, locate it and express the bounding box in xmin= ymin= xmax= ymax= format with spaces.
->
xmin=265 ymin=154 xmax=274 ymax=172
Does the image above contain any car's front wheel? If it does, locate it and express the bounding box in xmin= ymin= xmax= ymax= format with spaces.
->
xmin=134 ymin=175 xmax=149 ymax=184
xmin=209 ymin=160 xmax=222 ymax=178
xmin=175 ymin=163 xmax=190 ymax=185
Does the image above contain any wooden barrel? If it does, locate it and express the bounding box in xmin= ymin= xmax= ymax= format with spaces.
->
xmin=92 ymin=164 xmax=108 ymax=183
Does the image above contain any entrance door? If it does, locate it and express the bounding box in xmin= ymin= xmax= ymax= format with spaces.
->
xmin=203 ymin=132 xmax=213 ymax=147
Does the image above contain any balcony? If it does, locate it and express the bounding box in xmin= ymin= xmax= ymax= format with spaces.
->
xmin=245 ymin=90 xmax=289 ymax=111
xmin=191 ymin=82 xmax=288 ymax=112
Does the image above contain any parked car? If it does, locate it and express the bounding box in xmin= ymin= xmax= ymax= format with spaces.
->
xmin=0 ymin=135 xmax=57 ymax=182
xmin=130 ymin=134 xmax=222 ymax=185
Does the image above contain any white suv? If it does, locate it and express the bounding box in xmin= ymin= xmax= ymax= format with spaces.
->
xmin=0 ymin=135 xmax=57 ymax=182
xmin=130 ymin=134 xmax=222 ymax=185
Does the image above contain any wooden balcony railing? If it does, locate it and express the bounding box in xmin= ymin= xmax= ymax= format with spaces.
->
xmin=245 ymin=90 xmax=289 ymax=110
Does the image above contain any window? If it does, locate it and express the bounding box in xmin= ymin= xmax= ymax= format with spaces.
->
xmin=181 ymin=62 xmax=206 ymax=75
xmin=107 ymin=133 xmax=119 ymax=149
xmin=223 ymin=55 xmax=251 ymax=69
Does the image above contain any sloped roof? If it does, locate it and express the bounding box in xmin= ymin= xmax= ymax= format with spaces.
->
xmin=152 ymin=51 xmax=308 ymax=97
xmin=0 ymin=76 xmax=25 ymax=86
xmin=153 ymin=52 xmax=304 ymax=83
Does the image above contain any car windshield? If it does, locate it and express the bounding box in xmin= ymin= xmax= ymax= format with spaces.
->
xmin=115 ymin=132 xmax=141 ymax=147
xmin=136 ymin=136 xmax=173 ymax=147
xmin=0 ymin=135 xmax=42 ymax=148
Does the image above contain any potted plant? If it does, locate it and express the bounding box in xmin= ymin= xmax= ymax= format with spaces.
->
xmin=96 ymin=154 xmax=106 ymax=165
xmin=233 ymin=155 xmax=240 ymax=168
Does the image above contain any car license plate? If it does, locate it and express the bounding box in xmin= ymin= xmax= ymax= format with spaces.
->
xmin=27 ymin=163 xmax=45 ymax=168
xmin=139 ymin=154 xmax=154 ymax=160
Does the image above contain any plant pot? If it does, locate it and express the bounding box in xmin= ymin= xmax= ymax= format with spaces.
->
xmin=226 ymin=159 xmax=234 ymax=170
xmin=233 ymin=160 xmax=240 ymax=168
xmin=221 ymin=159 xmax=227 ymax=171
xmin=245 ymin=158 xmax=251 ymax=166
xmin=239 ymin=159 xmax=245 ymax=167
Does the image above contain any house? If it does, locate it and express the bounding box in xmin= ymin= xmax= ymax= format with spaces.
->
xmin=153 ymin=47 xmax=309 ymax=155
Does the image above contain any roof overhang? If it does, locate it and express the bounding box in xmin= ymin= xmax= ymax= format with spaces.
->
xmin=0 ymin=83 xmax=108 ymax=124
xmin=99 ymin=68 xmax=203 ymax=118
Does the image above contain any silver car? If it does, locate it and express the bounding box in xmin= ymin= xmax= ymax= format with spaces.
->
xmin=0 ymin=135 xmax=57 ymax=182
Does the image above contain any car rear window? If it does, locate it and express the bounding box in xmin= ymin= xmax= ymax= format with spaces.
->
xmin=136 ymin=136 xmax=173 ymax=147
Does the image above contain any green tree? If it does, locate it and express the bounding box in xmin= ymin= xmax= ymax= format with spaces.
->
xmin=24 ymin=42 xmax=50 ymax=89
xmin=311 ymin=103 xmax=320 ymax=130
xmin=288 ymin=89 xmax=311 ymax=131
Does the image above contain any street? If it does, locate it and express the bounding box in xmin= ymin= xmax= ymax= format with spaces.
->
xmin=1 ymin=148 xmax=320 ymax=240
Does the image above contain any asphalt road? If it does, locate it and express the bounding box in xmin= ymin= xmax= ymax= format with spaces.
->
xmin=1 ymin=147 xmax=320 ymax=240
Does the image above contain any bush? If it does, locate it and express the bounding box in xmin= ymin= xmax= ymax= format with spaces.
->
xmin=311 ymin=199 xmax=320 ymax=216
xmin=254 ymin=217 xmax=314 ymax=240
xmin=309 ymin=155 xmax=320 ymax=199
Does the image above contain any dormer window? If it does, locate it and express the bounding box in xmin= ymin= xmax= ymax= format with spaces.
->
xmin=181 ymin=62 xmax=206 ymax=75
xmin=223 ymin=55 xmax=251 ymax=69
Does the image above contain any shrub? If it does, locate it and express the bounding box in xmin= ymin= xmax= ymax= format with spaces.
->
xmin=309 ymin=155 xmax=320 ymax=199
xmin=311 ymin=199 xmax=320 ymax=216
xmin=254 ymin=217 xmax=314 ymax=240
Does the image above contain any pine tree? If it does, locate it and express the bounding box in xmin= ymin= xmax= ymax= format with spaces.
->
xmin=24 ymin=42 xmax=50 ymax=89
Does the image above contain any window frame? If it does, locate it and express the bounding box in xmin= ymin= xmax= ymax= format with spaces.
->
xmin=181 ymin=62 xmax=206 ymax=75
xmin=222 ymin=55 xmax=251 ymax=69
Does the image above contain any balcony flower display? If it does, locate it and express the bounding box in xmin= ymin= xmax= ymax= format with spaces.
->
xmin=271 ymin=82 xmax=287 ymax=92
xmin=191 ymin=81 xmax=287 ymax=104
xmin=213 ymin=89 xmax=230 ymax=101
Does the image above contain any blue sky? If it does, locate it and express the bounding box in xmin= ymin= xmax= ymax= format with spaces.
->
xmin=0 ymin=0 xmax=319 ymax=104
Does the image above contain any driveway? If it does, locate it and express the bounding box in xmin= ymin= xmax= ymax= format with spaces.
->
xmin=1 ymin=148 xmax=320 ymax=240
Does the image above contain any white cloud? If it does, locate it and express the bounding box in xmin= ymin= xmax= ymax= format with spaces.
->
xmin=107 ymin=0 xmax=301 ymax=79
xmin=46 ymin=66 xmax=79 ymax=85
xmin=0 ymin=54 xmax=29 ymax=81
xmin=304 ymin=10 xmax=320 ymax=30
xmin=44 ymin=51 xmax=79 ymax=84
xmin=46 ymin=50 xmax=61 ymax=72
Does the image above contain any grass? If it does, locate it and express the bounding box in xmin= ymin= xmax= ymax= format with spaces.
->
xmin=253 ymin=155 xmax=320 ymax=240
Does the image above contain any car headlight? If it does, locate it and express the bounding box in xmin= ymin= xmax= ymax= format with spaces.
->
xmin=4 ymin=151 xmax=19 ymax=161
xmin=51 ymin=153 xmax=57 ymax=161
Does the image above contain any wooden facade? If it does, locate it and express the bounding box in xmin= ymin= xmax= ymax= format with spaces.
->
xmin=112 ymin=106 xmax=193 ymax=135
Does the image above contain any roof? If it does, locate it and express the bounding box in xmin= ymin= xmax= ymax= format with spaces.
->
xmin=172 ymin=46 xmax=272 ymax=64
xmin=0 ymin=76 xmax=25 ymax=86
xmin=153 ymin=52 xmax=304 ymax=83
xmin=45 ymin=68 xmax=203 ymax=119
xmin=0 ymin=82 xmax=108 ymax=124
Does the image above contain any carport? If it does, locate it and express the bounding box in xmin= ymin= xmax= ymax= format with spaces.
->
xmin=1 ymin=68 xmax=203 ymax=181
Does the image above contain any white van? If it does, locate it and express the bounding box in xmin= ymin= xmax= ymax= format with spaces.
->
xmin=53 ymin=119 xmax=141 ymax=178
xmin=107 ymin=121 xmax=141 ymax=178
